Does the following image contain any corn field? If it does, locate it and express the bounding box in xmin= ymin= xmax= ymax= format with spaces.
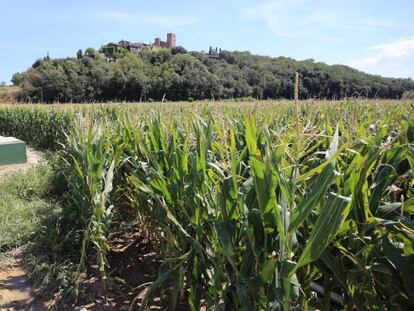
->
xmin=1 ymin=100 xmax=414 ymax=310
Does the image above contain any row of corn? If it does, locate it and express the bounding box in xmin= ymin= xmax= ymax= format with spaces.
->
xmin=1 ymin=101 xmax=414 ymax=309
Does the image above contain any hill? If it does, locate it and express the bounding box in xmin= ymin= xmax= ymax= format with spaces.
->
xmin=10 ymin=46 xmax=414 ymax=103
xmin=0 ymin=86 xmax=20 ymax=103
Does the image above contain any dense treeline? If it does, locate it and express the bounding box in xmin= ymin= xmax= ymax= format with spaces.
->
xmin=12 ymin=47 xmax=414 ymax=102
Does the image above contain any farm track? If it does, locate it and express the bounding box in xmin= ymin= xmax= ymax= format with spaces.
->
xmin=0 ymin=148 xmax=45 ymax=178
xmin=0 ymin=257 xmax=47 ymax=311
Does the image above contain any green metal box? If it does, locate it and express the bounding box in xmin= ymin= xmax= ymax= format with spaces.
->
xmin=0 ymin=136 xmax=27 ymax=166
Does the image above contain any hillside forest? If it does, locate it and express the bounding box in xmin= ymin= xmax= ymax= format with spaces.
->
xmin=11 ymin=46 xmax=414 ymax=103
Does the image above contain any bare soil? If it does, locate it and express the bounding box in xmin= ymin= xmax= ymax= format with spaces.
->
xmin=75 ymin=228 xmax=192 ymax=310
xmin=0 ymin=258 xmax=47 ymax=311
xmin=0 ymin=148 xmax=45 ymax=178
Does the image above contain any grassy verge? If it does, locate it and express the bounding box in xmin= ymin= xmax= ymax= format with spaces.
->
xmin=0 ymin=165 xmax=56 ymax=255
xmin=0 ymin=164 xmax=79 ymax=306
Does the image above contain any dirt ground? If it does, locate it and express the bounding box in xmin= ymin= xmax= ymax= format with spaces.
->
xmin=0 ymin=148 xmax=45 ymax=178
xmin=0 ymin=257 xmax=47 ymax=311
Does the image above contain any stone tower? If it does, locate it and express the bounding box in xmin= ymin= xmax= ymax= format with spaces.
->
xmin=167 ymin=33 xmax=176 ymax=48
xmin=154 ymin=37 xmax=161 ymax=47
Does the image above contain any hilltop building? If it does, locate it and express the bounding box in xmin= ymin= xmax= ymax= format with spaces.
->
xmin=100 ymin=33 xmax=177 ymax=60
xmin=154 ymin=33 xmax=176 ymax=49
xmin=208 ymin=46 xmax=221 ymax=59
xmin=167 ymin=33 xmax=176 ymax=48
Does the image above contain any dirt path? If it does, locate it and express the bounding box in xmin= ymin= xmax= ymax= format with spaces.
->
xmin=0 ymin=148 xmax=47 ymax=310
xmin=0 ymin=259 xmax=47 ymax=311
xmin=0 ymin=147 xmax=45 ymax=178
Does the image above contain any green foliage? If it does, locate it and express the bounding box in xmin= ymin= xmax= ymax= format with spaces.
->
xmin=84 ymin=47 xmax=96 ymax=58
xmin=402 ymin=90 xmax=414 ymax=99
xmin=0 ymin=166 xmax=55 ymax=252
xmin=171 ymin=46 xmax=188 ymax=55
xmin=0 ymin=107 xmax=74 ymax=150
xmin=0 ymin=164 xmax=81 ymax=305
xmin=61 ymin=124 xmax=119 ymax=287
xmin=1 ymin=101 xmax=414 ymax=310
xmin=76 ymin=49 xmax=83 ymax=60
xmin=11 ymin=72 xmax=23 ymax=85
xmin=12 ymin=48 xmax=414 ymax=103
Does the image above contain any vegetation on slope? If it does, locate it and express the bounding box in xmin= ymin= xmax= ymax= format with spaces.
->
xmin=11 ymin=47 xmax=414 ymax=103
xmin=0 ymin=86 xmax=20 ymax=103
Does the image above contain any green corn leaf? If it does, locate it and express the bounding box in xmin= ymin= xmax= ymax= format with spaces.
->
xmin=215 ymin=219 xmax=237 ymax=259
xmin=292 ymin=192 xmax=352 ymax=275
xmin=289 ymin=127 xmax=340 ymax=233
xmin=236 ymin=284 xmax=255 ymax=311
xmin=407 ymin=144 xmax=414 ymax=173
xmin=369 ymin=165 xmax=394 ymax=215
xmin=261 ymin=258 xmax=277 ymax=283
xmin=320 ymin=250 xmax=348 ymax=290
xmin=381 ymin=236 xmax=414 ymax=300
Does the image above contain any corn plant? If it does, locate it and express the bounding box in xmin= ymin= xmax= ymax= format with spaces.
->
xmin=0 ymin=106 xmax=74 ymax=150
xmin=1 ymin=101 xmax=413 ymax=310
xmin=60 ymin=121 xmax=121 ymax=298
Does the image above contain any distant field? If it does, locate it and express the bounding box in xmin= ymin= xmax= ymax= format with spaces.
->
xmin=1 ymin=98 xmax=413 ymax=111
xmin=0 ymin=100 xmax=413 ymax=310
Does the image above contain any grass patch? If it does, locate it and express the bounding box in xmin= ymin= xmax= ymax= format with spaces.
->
xmin=0 ymin=165 xmax=56 ymax=253
xmin=0 ymin=164 xmax=80 ymax=305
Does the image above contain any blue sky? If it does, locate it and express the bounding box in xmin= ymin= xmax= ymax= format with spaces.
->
xmin=1 ymin=0 xmax=413 ymax=83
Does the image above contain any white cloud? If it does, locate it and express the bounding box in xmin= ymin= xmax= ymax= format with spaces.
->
xmin=240 ymin=1 xmax=412 ymax=78
xmin=348 ymin=36 xmax=414 ymax=78
xmin=372 ymin=37 xmax=414 ymax=60
xmin=350 ymin=36 xmax=414 ymax=67
xmin=89 ymin=11 xmax=196 ymax=28
xmin=241 ymin=0 xmax=311 ymax=37
xmin=241 ymin=0 xmax=398 ymax=38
